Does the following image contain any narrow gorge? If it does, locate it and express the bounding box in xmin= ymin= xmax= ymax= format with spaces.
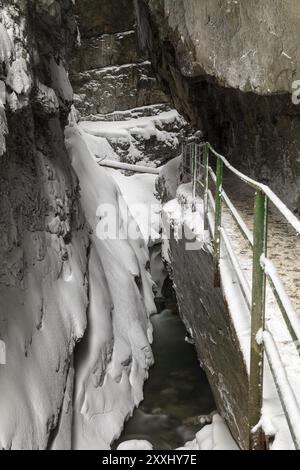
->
xmin=0 ymin=0 xmax=300 ymax=453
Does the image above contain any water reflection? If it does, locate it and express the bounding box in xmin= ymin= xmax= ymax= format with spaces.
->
xmin=116 ymin=308 xmax=216 ymax=450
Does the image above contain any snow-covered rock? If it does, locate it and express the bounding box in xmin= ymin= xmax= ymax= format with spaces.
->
xmin=117 ymin=440 xmax=153 ymax=451
xmin=0 ymin=0 xmax=88 ymax=450
xmin=65 ymin=122 xmax=156 ymax=449
xmin=179 ymin=415 xmax=238 ymax=451
xmin=79 ymin=107 xmax=186 ymax=167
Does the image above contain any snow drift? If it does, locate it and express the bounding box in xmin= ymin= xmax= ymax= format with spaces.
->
xmin=65 ymin=122 xmax=156 ymax=449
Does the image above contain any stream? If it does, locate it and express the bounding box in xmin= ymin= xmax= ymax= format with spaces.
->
xmin=116 ymin=297 xmax=216 ymax=450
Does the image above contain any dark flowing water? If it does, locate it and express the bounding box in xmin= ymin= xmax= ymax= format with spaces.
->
xmin=116 ymin=307 xmax=216 ymax=450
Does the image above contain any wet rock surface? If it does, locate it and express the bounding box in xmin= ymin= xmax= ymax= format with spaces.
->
xmin=138 ymin=0 xmax=300 ymax=95
xmin=135 ymin=0 xmax=300 ymax=211
xmin=71 ymin=0 xmax=167 ymax=116
xmin=71 ymin=0 xmax=187 ymax=166
xmin=72 ymin=61 xmax=167 ymax=116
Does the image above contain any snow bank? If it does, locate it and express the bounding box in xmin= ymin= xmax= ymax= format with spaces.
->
xmin=110 ymin=170 xmax=161 ymax=245
xmin=117 ymin=440 xmax=153 ymax=451
xmin=157 ymin=156 xmax=182 ymax=201
xmin=50 ymin=57 xmax=73 ymax=103
xmin=116 ymin=414 xmax=237 ymax=451
xmin=78 ymin=108 xmax=184 ymax=167
xmin=0 ymin=202 xmax=89 ymax=450
xmin=116 ymin=415 xmax=237 ymax=451
xmin=65 ymin=123 xmax=156 ymax=449
xmin=180 ymin=415 xmax=238 ymax=450
xmin=80 ymin=110 xmax=182 ymax=140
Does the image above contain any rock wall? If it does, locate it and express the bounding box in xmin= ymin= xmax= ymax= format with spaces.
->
xmin=76 ymin=0 xmax=136 ymax=37
xmin=0 ymin=0 xmax=90 ymax=449
xmin=0 ymin=0 xmax=159 ymax=450
xmin=70 ymin=0 xmax=187 ymax=166
xmin=135 ymin=0 xmax=300 ymax=211
xmin=71 ymin=0 xmax=167 ymax=116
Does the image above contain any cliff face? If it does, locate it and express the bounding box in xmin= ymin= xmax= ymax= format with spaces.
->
xmin=138 ymin=0 xmax=300 ymax=94
xmin=135 ymin=0 xmax=300 ymax=211
xmin=0 ymin=0 xmax=162 ymax=450
xmin=0 ymin=0 xmax=90 ymax=449
xmin=71 ymin=0 xmax=167 ymax=116
xmin=70 ymin=0 xmax=186 ymax=166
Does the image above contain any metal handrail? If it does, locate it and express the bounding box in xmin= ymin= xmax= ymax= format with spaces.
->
xmin=208 ymin=144 xmax=300 ymax=235
xmin=183 ymin=140 xmax=300 ymax=450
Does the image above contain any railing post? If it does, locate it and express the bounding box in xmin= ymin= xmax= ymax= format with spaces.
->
xmin=182 ymin=139 xmax=187 ymax=179
xmin=213 ymin=157 xmax=223 ymax=287
xmin=192 ymin=143 xmax=197 ymax=211
xmin=203 ymin=143 xmax=209 ymax=231
xmin=249 ymin=190 xmax=268 ymax=450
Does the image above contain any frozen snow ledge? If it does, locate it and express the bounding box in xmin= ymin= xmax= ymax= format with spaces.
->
xmin=65 ymin=123 xmax=156 ymax=449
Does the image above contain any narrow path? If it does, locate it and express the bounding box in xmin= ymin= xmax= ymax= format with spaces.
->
xmin=219 ymin=174 xmax=300 ymax=431
xmin=222 ymin=175 xmax=300 ymax=313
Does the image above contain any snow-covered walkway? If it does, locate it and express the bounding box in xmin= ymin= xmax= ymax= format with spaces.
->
xmin=223 ymin=178 xmax=300 ymax=309
xmin=221 ymin=176 xmax=300 ymax=449
xmin=162 ymin=168 xmax=300 ymax=449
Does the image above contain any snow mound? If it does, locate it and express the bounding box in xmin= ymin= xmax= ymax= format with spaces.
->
xmin=65 ymin=122 xmax=156 ymax=449
xmin=78 ymin=107 xmax=185 ymax=167
xmin=117 ymin=440 xmax=153 ymax=451
xmin=180 ymin=414 xmax=238 ymax=451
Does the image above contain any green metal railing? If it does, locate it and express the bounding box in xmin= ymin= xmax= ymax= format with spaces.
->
xmin=183 ymin=140 xmax=300 ymax=450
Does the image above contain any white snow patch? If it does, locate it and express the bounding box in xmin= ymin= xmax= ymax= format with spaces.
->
xmin=50 ymin=57 xmax=73 ymax=102
xmin=117 ymin=440 xmax=153 ymax=451
xmin=0 ymin=22 xmax=14 ymax=66
xmin=179 ymin=415 xmax=238 ymax=450
xmin=78 ymin=110 xmax=183 ymax=167
xmin=0 ymin=340 xmax=6 ymax=365
xmin=80 ymin=110 xmax=181 ymax=141
xmin=158 ymin=156 xmax=182 ymax=199
xmin=6 ymin=57 xmax=32 ymax=95
xmin=110 ymin=170 xmax=161 ymax=245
